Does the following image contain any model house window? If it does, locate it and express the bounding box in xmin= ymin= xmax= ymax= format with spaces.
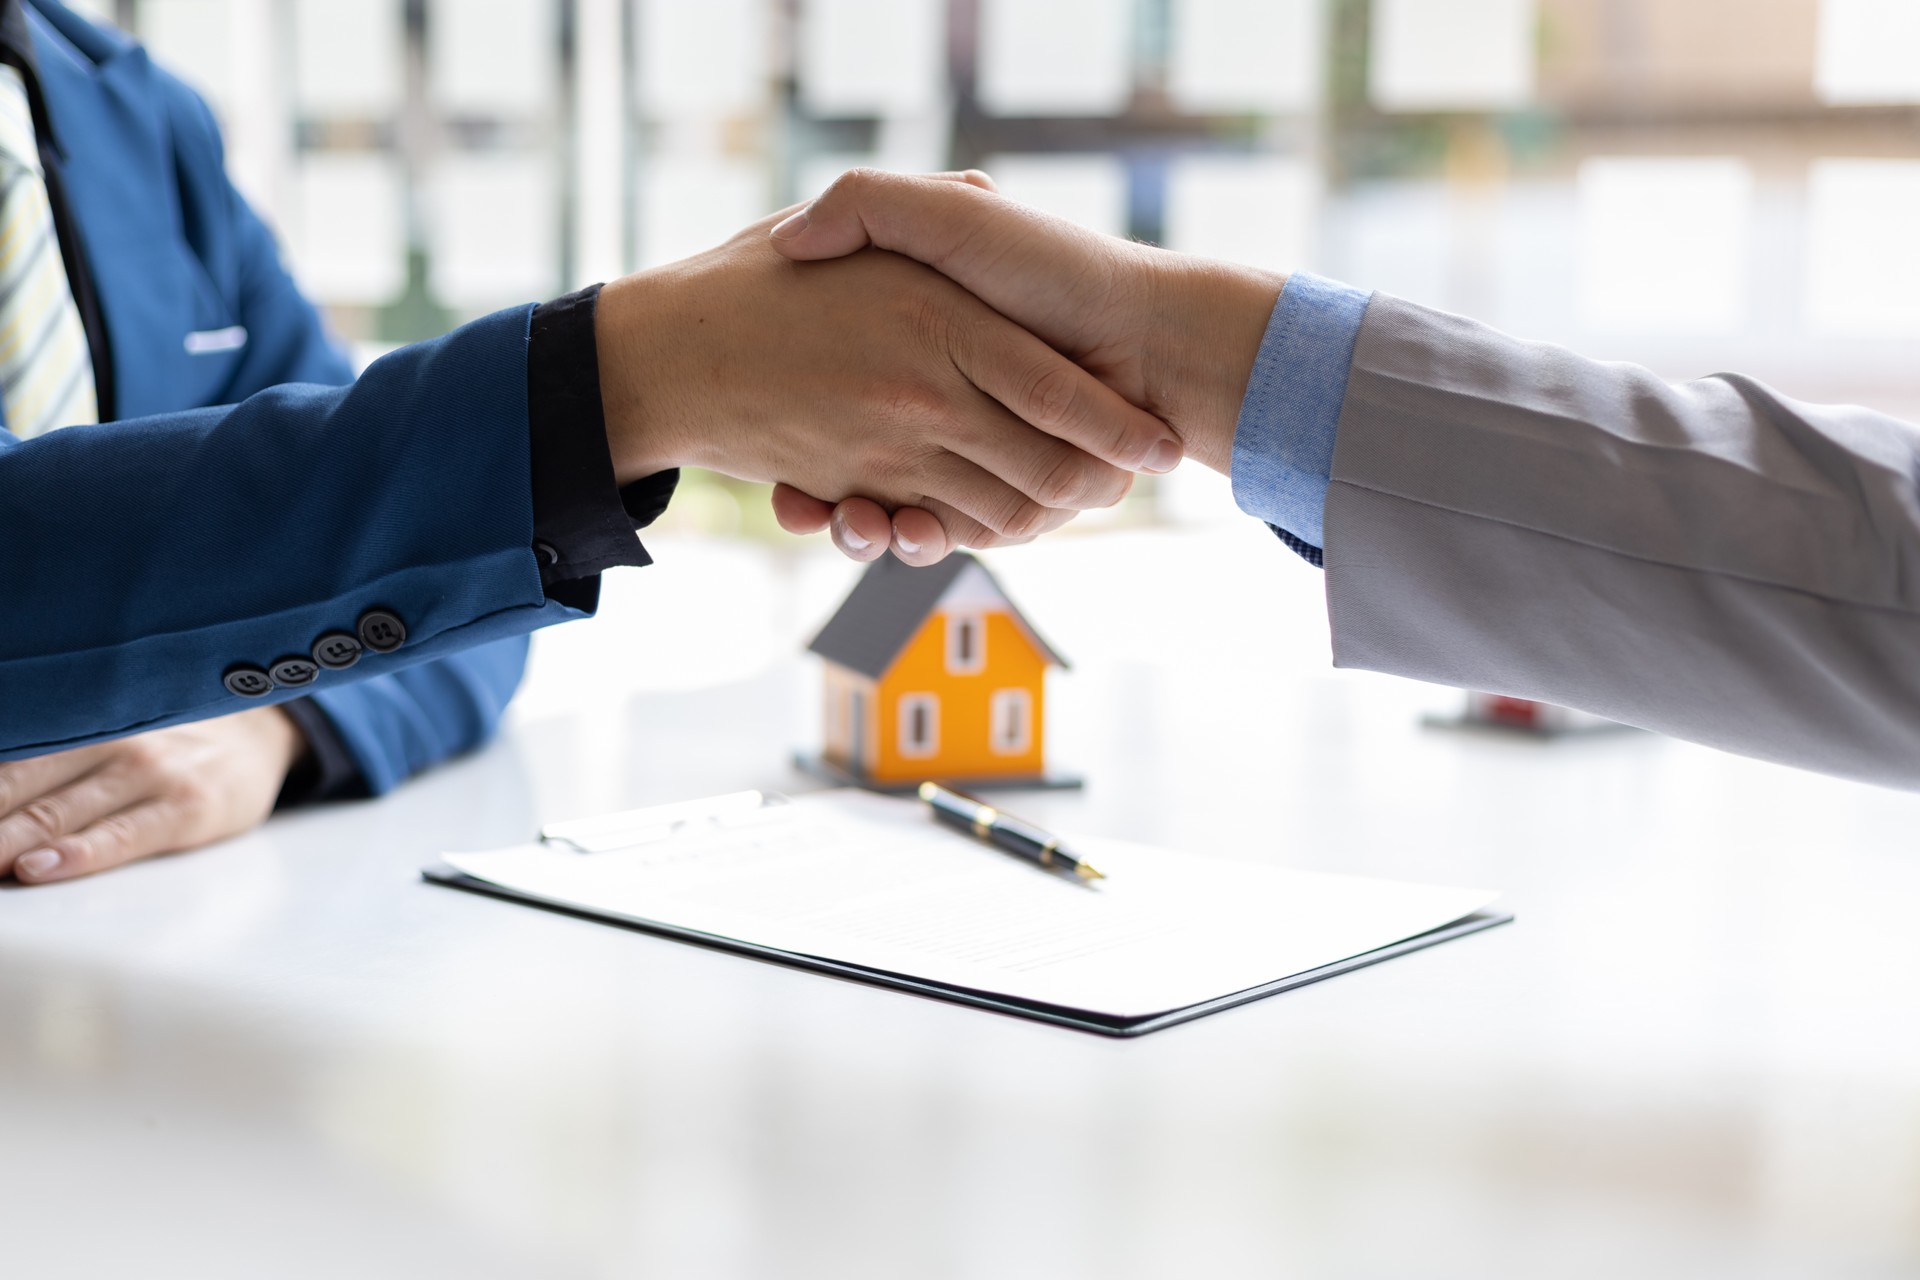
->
xmin=899 ymin=693 xmax=939 ymax=758
xmin=945 ymin=612 xmax=985 ymax=675
xmin=989 ymin=688 xmax=1032 ymax=755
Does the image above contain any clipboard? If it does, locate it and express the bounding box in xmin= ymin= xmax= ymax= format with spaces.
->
xmin=422 ymin=856 xmax=1510 ymax=1036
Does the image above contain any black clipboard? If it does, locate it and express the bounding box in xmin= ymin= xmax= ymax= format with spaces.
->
xmin=422 ymin=863 xmax=1513 ymax=1037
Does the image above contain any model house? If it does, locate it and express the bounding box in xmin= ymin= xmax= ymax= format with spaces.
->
xmin=807 ymin=553 xmax=1067 ymax=789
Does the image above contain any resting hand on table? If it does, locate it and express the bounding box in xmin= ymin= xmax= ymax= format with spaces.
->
xmin=762 ymin=170 xmax=1284 ymax=561
xmin=595 ymin=205 xmax=1183 ymax=554
xmin=0 ymin=708 xmax=304 ymax=885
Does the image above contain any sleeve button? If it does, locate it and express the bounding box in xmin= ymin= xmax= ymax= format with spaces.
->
xmin=269 ymin=656 xmax=319 ymax=687
xmin=311 ymin=632 xmax=363 ymax=670
xmin=357 ymin=608 xmax=407 ymax=653
xmin=223 ymin=665 xmax=274 ymax=698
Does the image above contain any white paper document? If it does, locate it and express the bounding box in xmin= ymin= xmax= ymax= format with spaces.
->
xmin=440 ymin=791 xmax=1501 ymax=1021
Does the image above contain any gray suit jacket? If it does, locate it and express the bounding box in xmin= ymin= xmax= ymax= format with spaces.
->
xmin=1324 ymin=294 xmax=1920 ymax=789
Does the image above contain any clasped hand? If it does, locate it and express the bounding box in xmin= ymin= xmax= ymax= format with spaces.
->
xmin=762 ymin=169 xmax=1285 ymax=561
xmin=592 ymin=203 xmax=1187 ymax=560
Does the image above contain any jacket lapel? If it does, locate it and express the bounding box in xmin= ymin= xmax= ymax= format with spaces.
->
xmin=31 ymin=8 xmax=218 ymax=420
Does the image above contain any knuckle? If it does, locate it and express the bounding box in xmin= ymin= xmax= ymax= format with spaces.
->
xmin=861 ymin=439 xmax=923 ymax=494
xmin=831 ymin=166 xmax=881 ymax=197
xmin=19 ymin=796 xmax=68 ymax=840
xmin=902 ymin=292 xmax=956 ymax=358
xmin=58 ymin=828 xmax=108 ymax=871
xmin=1001 ymin=497 xmax=1053 ymax=541
xmin=117 ymin=735 xmax=167 ymax=777
xmin=1018 ymin=360 xmax=1085 ymax=432
xmin=50 ymin=836 xmax=91 ymax=872
xmin=1032 ymin=451 xmax=1094 ymax=509
xmin=876 ymin=379 xmax=940 ymax=425
xmin=169 ymin=775 xmax=216 ymax=822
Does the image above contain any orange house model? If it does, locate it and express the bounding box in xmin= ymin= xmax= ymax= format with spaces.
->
xmin=805 ymin=553 xmax=1073 ymax=791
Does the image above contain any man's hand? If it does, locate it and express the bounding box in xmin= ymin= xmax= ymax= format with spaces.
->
xmin=764 ymin=169 xmax=1285 ymax=560
xmin=593 ymin=206 xmax=1184 ymax=560
xmin=0 ymin=708 xmax=305 ymax=885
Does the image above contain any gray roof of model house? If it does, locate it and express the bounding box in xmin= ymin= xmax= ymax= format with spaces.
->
xmin=806 ymin=552 xmax=1069 ymax=680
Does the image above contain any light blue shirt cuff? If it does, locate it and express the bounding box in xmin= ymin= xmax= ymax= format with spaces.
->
xmin=1229 ymin=272 xmax=1374 ymax=549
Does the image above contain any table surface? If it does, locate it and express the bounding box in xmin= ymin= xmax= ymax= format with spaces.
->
xmin=7 ymin=522 xmax=1920 ymax=1280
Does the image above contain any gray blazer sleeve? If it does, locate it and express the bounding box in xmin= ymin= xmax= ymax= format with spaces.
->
xmin=1323 ymin=293 xmax=1920 ymax=789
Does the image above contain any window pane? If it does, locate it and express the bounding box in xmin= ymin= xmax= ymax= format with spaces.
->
xmin=138 ymin=0 xmax=237 ymax=117
xmin=429 ymin=153 xmax=560 ymax=308
xmin=294 ymin=0 xmax=403 ymax=117
xmin=1816 ymin=0 xmax=1920 ymax=105
xmin=1164 ymin=156 xmax=1317 ymax=272
xmin=286 ymin=153 xmax=405 ymax=306
xmin=1168 ymin=0 xmax=1320 ymax=114
xmin=637 ymin=0 xmax=768 ymax=117
xmin=979 ymin=154 xmax=1129 ymax=238
xmin=1805 ymin=159 xmax=1920 ymax=337
xmin=977 ymin=0 xmax=1133 ymax=116
xmin=429 ymin=0 xmax=556 ymax=116
xmin=1576 ymin=157 xmax=1751 ymax=335
xmin=899 ymin=695 xmax=938 ymax=756
xmin=800 ymin=0 xmax=945 ymax=116
xmin=637 ymin=156 xmax=767 ymax=269
xmin=990 ymin=689 xmax=1031 ymax=753
xmin=1369 ymin=0 xmax=1534 ymax=112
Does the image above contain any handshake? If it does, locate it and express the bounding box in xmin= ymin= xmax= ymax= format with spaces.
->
xmin=596 ymin=169 xmax=1287 ymax=562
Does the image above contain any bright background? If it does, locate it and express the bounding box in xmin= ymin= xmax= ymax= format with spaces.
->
xmin=71 ymin=0 xmax=1920 ymax=535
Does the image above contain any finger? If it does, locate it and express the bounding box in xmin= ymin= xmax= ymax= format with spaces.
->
xmin=952 ymin=318 xmax=1180 ymax=477
xmin=928 ymin=500 xmax=1074 ymax=547
xmin=907 ymin=448 xmax=1072 ymax=542
xmin=0 ymin=761 xmax=152 ymax=876
xmin=829 ymin=498 xmax=893 ymax=562
xmin=889 ymin=506 xmax=954 ymax=566
xmin=895 ymin=499 xmax=1073 ymax=565
xmin=0 ymin=745 xmax=110 ymax=823
xmin=11 ymin=798 xmax=185 ymax=885
xmin=774 ymin=169 xmax=995 ymax=247
xmin=771 ymin=483 xmax=834 ymax=535
xmin=937 ymin=392 xmax=1132 ymax=513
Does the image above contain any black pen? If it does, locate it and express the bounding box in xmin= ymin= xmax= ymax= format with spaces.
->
xmin=917 ymin=782 xmax=1106 ymax=881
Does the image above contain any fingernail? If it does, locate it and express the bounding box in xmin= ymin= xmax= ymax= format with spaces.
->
xmin=16 ymin=849 xmax=60 ymax=879
xmin=833 ymin=517 xmax=873 ymax=554
xmin=893 ymin=527 xmax=923 ymax=555
xmin=770 ymin=207 xmax=811 ymax=240
xmin=1143 ymin=439 xmax=1182 ymax=474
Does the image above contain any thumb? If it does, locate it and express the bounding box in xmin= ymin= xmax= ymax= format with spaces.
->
xmin=771 ymin=169 xmax=996 ymax=262
xmin=769 ymin=167 xmax=1117 ymax=357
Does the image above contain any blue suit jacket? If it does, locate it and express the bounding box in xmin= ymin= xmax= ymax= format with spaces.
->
xmin=0 ymin=2 xmax=576 ymax=781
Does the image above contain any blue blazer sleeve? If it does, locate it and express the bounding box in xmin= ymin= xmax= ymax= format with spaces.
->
xmin=180 ymin=86 xmax=532 ymax=795
xmin=0 ymin=306 xmax=583 ymax=762
xmin=1 ymin=18 xmax=541 ymax=782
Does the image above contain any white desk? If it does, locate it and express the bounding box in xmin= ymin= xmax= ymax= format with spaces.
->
xmin=6 ymin=526 xmax=1920 ymax=1280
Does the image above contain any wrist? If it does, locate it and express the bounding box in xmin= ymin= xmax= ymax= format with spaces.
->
xmin=1142 ymin=255 xmax=1285 ymax=474
xmin=255 ymin=706 xmax=309 ymax=779
xmin=594 ymin=270 xmax=699 ymax=485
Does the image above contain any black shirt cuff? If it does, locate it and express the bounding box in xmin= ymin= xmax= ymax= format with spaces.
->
xmin=274 ymin=698 xmax=367 ymax=807
xmin=527 ymin=284 xmax=679 ymax=600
